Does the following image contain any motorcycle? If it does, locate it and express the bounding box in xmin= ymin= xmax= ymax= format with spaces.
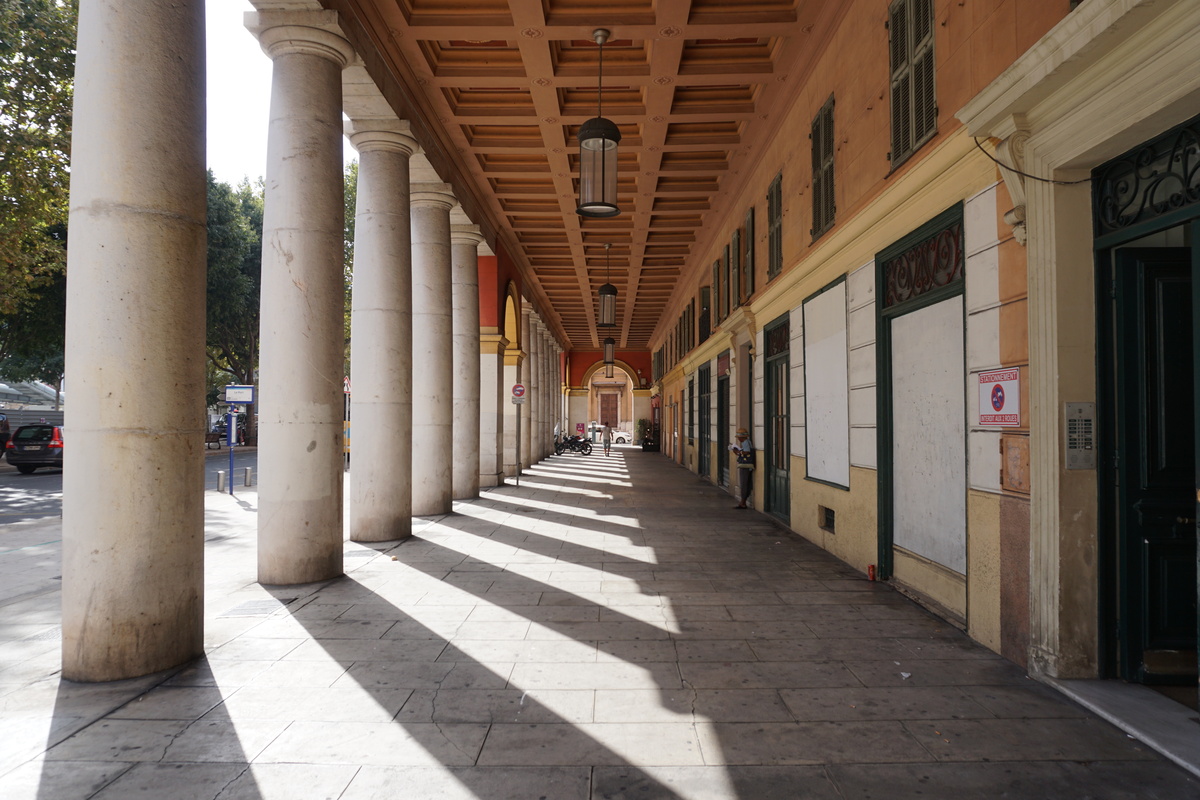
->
xmin=555 ymin=434 xmax=592 ymax=456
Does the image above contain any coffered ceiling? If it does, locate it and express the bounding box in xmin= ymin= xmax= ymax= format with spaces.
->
xmin=331 ymin=0 xmax=839 ymax=351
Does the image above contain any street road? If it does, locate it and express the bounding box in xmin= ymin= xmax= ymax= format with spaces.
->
xmin=0 ymin=449 xmax=261 ymax=524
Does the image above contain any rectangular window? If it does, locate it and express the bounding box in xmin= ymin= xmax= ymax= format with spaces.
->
xmin=688 ymin=377 xmax=695 ymax=443
xmin=699 ymin=287 xmax=711 ymax=342
xmin=742 ymin=206 xmax=755 ymax=302
xmin=713 ymin=260 xmax=722 ymax=323
xmin=723 ymin=244 xmax=732 ymax=317
xmin=767 ymin=172 xmax=783 ymax=278
xmin=811 ymin=95 xmax=835 ymax=239
xmin=730 ymin=232 xmax=741 ymax=310
xmin=889 ymin=0 xmax=936 ymax=167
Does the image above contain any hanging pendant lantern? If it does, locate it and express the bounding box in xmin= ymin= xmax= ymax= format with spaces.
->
xmin=577 ymin=29 xmax=620 ymax=218
xmin=605 ymin=363 xmax=614 ymax=379
xmin=603 ymin=336 xmax=615 ymax=365
xmin=597 ymin=242 xmax=616 ymax=327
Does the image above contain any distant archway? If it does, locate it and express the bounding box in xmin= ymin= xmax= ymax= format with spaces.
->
xmin=580 ymin=359 xmax=638 ymax=439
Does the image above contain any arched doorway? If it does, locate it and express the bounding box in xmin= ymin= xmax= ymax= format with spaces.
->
xmin=573 ymin=359 xmax=640 ymax=442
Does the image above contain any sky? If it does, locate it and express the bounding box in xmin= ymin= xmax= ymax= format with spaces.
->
xmin=205 ymin=0 xmax=354 ymax=186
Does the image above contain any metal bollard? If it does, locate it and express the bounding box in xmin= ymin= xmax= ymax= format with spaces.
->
xmin=216 ymin=470 xmax=226 ymax=493
xmin=243 ymin=467 xmax=253 ymax=487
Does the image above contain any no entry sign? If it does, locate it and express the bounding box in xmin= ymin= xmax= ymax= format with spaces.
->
xmin=978 ymin=368 xmax=1020 ymax=427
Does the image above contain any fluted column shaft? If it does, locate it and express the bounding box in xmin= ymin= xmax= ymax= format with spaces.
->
xmin=452 ymin=224 xmax=484 ymax=499
xmin=347 ymin=122 xmax=417 ymax=541
xmin=62 ymin=0 xmax=206 ymax=681
xmin=410 ymin=183 xmax=457 ymax=514
xmin=254 ymin=13 xmax=353 ymax=584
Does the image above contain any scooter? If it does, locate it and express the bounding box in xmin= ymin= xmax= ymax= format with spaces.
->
xmin=555 ymin=435 xmax=592 ymax=456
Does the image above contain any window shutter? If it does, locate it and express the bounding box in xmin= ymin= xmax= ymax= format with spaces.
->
xmin=743 ymin=206 xmax=755 ymax=300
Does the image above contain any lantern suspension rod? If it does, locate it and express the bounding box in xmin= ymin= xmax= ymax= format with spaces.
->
xmin=594 ymin=29 xmax=609 ymax=119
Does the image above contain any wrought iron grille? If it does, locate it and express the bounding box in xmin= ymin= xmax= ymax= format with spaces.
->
xmin=1093 ymin=115 xmax=1200 ymax=237
xmin=882 ymin=220 xmax=963 ymax=308
xmin=765 ymin=318 xmax=790 ymax=358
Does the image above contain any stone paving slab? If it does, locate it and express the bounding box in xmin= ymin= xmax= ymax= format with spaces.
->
xmin=0 ymin=447 xmax=1197 ymax=798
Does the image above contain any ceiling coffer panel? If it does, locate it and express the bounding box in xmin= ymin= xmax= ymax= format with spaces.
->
xmin=339 ymin=0 xmax=829 ymax=350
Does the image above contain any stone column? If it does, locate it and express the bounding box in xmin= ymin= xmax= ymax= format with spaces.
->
xmin=347 ymin=120 xmax=417 ymax=541
xmin=479 ymin=334 xmax=508 ymax=486
xmin=503 ymin=349 xmax=522 ymax=477
xmin=410 ymin=183 xmax=457 ymax=514
xmin=62 ymin=0 xmax=206 ymax=681
xmin=452 ymin=224 xmax=484 ymax=499
xmin=519 ymin=309 xmax=533 ymax=472
xmin=550 ymin=341 xmax=561 ymax=442
xmin=544 ymin=332 xmax=555 ymax=457
xmin=253 ymin=12 xmax=353 ymax=585
xmin=528 ymin=318 xmax=542 ymax=463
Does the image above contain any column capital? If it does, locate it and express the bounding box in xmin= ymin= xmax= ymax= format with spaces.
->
xmin=480 ymin=333 xmax=509 ymax=355
xmin=247 ymin=10 xmax=354 ymax=67
xmin=451 ymin=224 xmax=485 ymax=246
xmin=409 ymin=182 xmax=457 ymax=211
xmin=346 ymin=119 xmax=418 ymax=157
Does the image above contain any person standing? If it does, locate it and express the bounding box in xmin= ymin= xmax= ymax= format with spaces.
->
xmin=729 ymin=427 xmax=754 ymax=508
xmin=601 ymin=421 xmax=613 ymax=456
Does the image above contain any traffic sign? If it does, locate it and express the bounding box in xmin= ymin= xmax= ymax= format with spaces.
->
xmin=512 ymin=384 xmax=526 ymax=397
xmin=978 ymin=368 xmax=1019 ymax=427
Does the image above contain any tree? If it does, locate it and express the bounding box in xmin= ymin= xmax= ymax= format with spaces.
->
xmin=0 ymin=0 xmax=76 ymax=314
xmin=205 ymin=172 xmax=262 ymax=441
xmin=343 ymin=159 xmax=357 ymax=376
xmin=0 ymin=254 xmax=66 ymax=407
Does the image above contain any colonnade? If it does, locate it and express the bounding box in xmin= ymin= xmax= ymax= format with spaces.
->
xmin=60 ymin=5 xmax=564 ymax=681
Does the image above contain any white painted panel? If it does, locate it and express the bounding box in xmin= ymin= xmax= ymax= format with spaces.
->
xmin=847 ymin=302 xmax=876 ymax=349
xmin=849 ymin=386 xmax=876 ymax=426
xmin=847 ymin=260 xmax=876 ymax=309
xmin=851 ymin=427 xmax=877 ymax=469
xmin=791 ymin=394 xmax=806 ymax=458
xmin=966 ymin=306 xmax=1000 ymax=372
xmin=969 ymin=429 xmax=1002 ymax=492
xmin=891 ymin=296 xmax=966 ymax=574
xmin=963 ymin=184 xmax=999 ymax=258
xmin=803 ymin=283 xmax=850 ymax=486
xmin=848 ymin=341 xmax=876 ymax=388
xmin=965 ymin=244 xmax=999 ymax=314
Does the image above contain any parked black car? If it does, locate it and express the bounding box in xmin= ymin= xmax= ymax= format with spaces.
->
xmin=5 ymin=424 xmax=64 ymax=474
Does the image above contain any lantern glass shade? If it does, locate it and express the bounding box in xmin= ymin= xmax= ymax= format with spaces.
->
xmin=597 ymin=282 xmax=617 ymax=327
xmin=603 ymin=337 xmax=615 ymax=364
xmin=605 ymin=363 xmax=614 ymax=378
xmin=577 ymin=117 xmax=621 ymax=218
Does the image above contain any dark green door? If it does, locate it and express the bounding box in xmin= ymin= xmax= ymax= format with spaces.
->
xmin=698 ymin=365 xmax=711 ymax=478
xmin=764 ymin=351 xmax=790 ymax=519
xmin=717 ymin=376 xmax=730 ymax=486
xmin=1114 ymin=248 xmax=1198 ymax=684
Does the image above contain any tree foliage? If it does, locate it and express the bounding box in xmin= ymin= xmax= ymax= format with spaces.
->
xmin=343 ymin=159 xmax=357 ymax=376
xmin=0 ymin=0 xmax=76 ymax=314
xmin=205 ymin=171 xmax=263 ymax=438
xmin=0 ymin=248 xmax=65 ymax=391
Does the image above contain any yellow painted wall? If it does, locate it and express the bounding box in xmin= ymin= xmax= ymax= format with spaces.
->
xmin=790 ymin=461 xmax=878 ymax=576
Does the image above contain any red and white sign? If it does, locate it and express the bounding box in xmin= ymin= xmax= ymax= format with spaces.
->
xmin=512 ymin=384 xmax=526 ymax=398
xmin=576 ymin=423 xmax=585 ymax=434
xmin=978 ymin=368 xmax=1020 ymax=427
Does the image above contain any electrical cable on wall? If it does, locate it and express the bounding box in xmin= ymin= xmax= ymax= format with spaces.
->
xmin=973 ymin=137 xmax=1092 ymax=186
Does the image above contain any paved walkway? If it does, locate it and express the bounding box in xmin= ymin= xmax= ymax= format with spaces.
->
xmin=1 ymin=447 xmax=1197 ymax=799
